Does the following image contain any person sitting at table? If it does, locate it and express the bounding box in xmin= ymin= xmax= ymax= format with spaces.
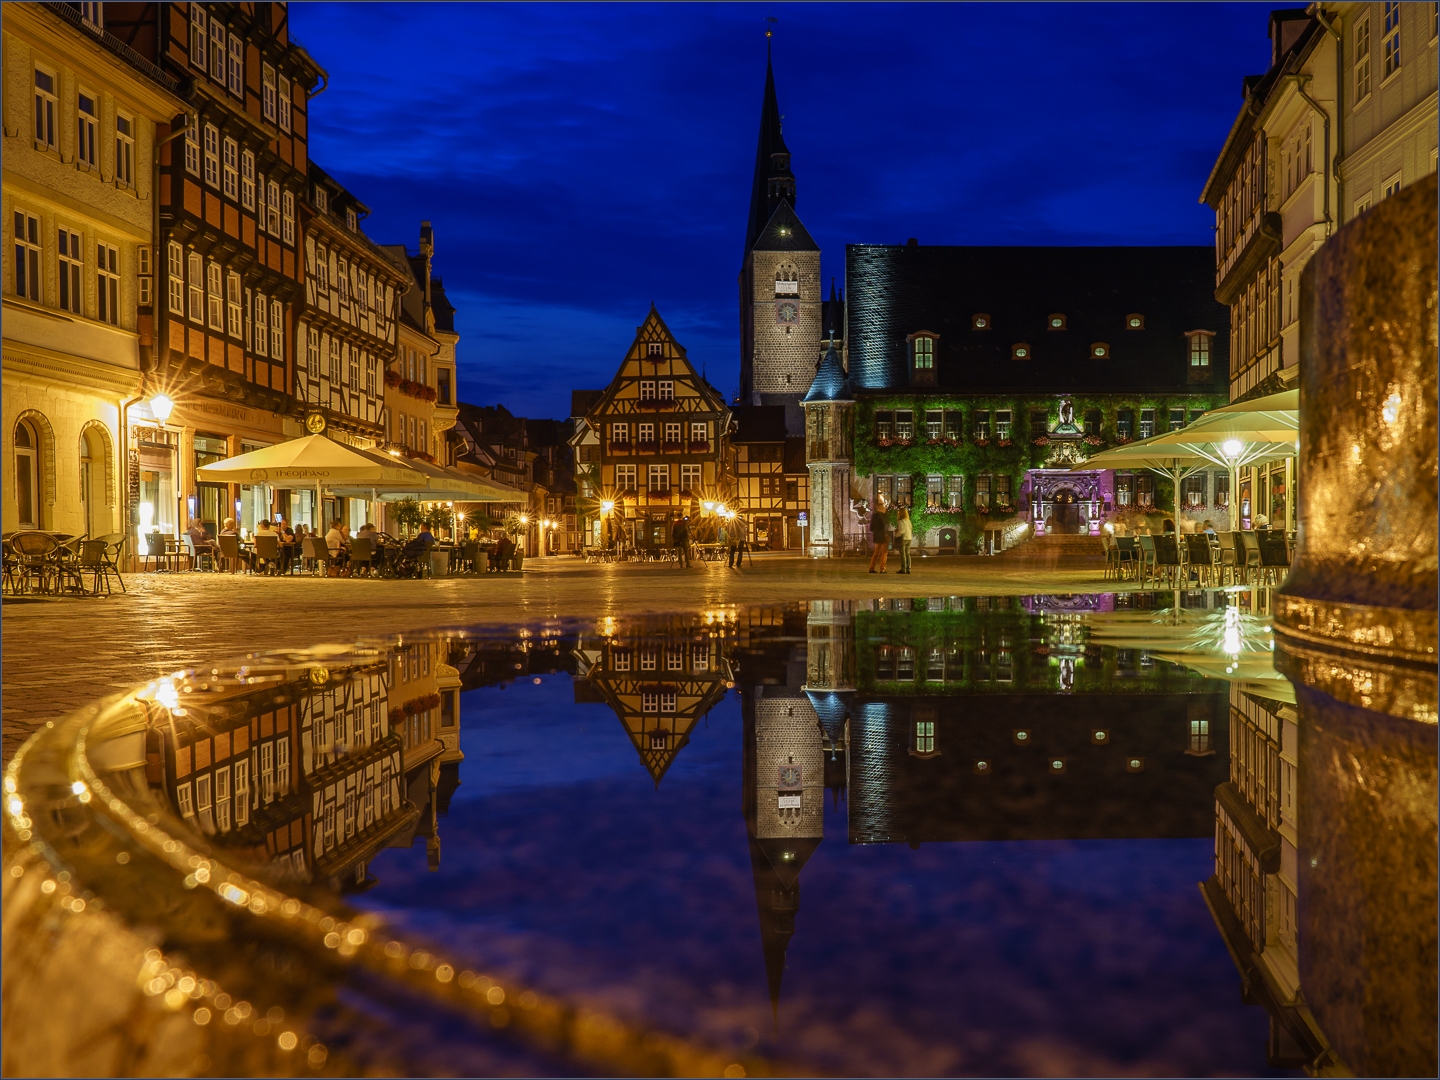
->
xmin=1252 ymin=513 xmax=1269 ymax=530
xmin=357 ymin=521 xmax=380 ymax=542
xmin=493 ymin=533 xmax=513 ymax=572
xmin=1201 ymin=519 xmax=1217 ymax=535
xmin=275 ymin=518 xmax=296 ymax=573
xmin=1161 ymin=518 xmax=1176 ymax=533
xmin=185 ymin=518 xmax=217 ymax=567
xmin=325 ymin=519 xmax=349 ymax=575
xmin=220 ymin=517 xmax=256 ymax=571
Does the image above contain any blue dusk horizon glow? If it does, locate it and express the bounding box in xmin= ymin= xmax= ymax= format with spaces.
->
xmin=296 ymin=2 xmax=1297 ymax=420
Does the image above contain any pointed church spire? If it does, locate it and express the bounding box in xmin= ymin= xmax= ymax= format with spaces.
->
xmin=745 ymin=38 xmax=796 ymax=257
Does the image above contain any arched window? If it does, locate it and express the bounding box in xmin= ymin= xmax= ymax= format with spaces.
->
xmin=15 ymin=419 xmax=40 ymax=528
xmin=78 ymin=423 xmax=114 ymax=538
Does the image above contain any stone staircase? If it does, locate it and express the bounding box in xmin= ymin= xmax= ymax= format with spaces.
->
xmin=996 ymin=532 xmax=1105 ymax=563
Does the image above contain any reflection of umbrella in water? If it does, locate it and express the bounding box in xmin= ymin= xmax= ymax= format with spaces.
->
xmin=1082 ymin=604 xmax=1294 ymax=701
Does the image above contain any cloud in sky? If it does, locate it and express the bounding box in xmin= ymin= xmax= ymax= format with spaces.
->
xmin=296 ymin=2 xmax=1289 ymax=418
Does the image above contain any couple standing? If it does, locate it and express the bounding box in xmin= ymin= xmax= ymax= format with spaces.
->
xmin=867 ymin=499 xmax=914 ymax=574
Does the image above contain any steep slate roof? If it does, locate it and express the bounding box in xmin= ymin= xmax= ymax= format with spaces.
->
xmin=751 ymin=200 xmax=818 ymax=253
xmin=845 ymin=244 xmax=1228 ymax=395
xmin=802 ymin=343 xmax=852 ymax=403
xmin=431 ymin=276 xmax=456 ymax=334
xmin=744 ymin=49 xmax=794 ymax=257
xmin=571 ymin=390 xmax=604 ymax=419
xmin=731 ymin=404 xmax=789 ymax=443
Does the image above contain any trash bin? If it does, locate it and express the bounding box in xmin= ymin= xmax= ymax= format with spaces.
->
xmin=512 ymin=552 xmax=523 ymax=572
xmin=428 ymin=549 xmax=450 ymax=578
xmin=473 ymin=551 xmax=488 ymax=574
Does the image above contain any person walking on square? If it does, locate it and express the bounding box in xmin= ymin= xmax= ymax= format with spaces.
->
xmin=896 ymin=504 xmax=914 ymax=574
xmin=673 ymin=515 xmax=691 ymax=568
xmin=868 ymin=499 xmax=890 ymax=573
xmin=727 ymin=517 xmax=743 ymax=569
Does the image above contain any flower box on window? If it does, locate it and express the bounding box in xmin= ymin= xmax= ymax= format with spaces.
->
xmin=637 ymin=398 xmax=668 ymax=411
xmin=1083 ymin=434 xmax=1106 ymax=446
xmin=688 ymin=440 xmax=710 ymax=453
xmin=996 ymin=438 xmax=1013 ymax=448
xmin=647 ymin=488 xmax=672 ymax=500
xmin=973 ymin=436 xmax=990 ymax=447
xmin=636 ymin=440 xmax=658 ymax=453
xmin=1031 ymin=435 xmax=1050 ymax=446
xmin=608 ymin=441 xmax=631 ymax=454
xmin=661 ymin=441 xmax=683 ymax=453
xmin=384 ymin=369 xmax=402 ymax=388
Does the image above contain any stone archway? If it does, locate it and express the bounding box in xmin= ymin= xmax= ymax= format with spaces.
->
xmin=1050 ymin=488 xmax=1083 ymax=534
xmin=79 ymin=420 xmax=117 ymax=535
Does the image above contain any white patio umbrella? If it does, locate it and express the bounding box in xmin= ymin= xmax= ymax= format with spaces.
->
xmin=195 ymin=434 xmax=430 ymax=526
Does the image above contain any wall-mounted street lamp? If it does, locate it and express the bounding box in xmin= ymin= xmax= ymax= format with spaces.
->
xmin=150 ymin=393 xmax=175 ymax=424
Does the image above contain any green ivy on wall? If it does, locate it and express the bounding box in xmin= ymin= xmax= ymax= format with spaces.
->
xmin=853 ymin=391 xmax=1225 ymax=532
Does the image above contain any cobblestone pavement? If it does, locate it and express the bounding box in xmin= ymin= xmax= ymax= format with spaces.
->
xmin=2 ymin=554 xmax=1120 ymax=763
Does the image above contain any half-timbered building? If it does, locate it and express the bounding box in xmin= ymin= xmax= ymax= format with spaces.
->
xmin=580 ymin=307 xmax=731 ymax=552
xmin=730 ymin=404 xmax=808 ymax=549
xmin=109 ymin=1 xmax=324 ymax=535
xmin=297 ymin=163 xmax=409 ymax=446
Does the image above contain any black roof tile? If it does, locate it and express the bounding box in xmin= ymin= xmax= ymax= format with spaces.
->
xmin=845 ymin=244 xmax=1227 ymax=395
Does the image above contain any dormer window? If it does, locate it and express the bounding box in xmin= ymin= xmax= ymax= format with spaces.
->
xmin=972 ymin=313 xmax=990 ymax=330
xmin=345 ymin=208 xmax=357 ymax=232
xmin=1187 ymin=331 xmax=1213 ymax=366
xmin=1048 ymin=314 xmax=1067 ymax=330
xmin=1011 ymin=342 xmax=1031 ymax=360
xmin=1090 ymin=342 xmax=1109 ymax=359
xmin=1126 ymin=313 xmax=1145 ymax=329
xmin=908 ymin=332 xmax=937 ymax=386
xmin=314 ymin=187 xmax=328 ymax=213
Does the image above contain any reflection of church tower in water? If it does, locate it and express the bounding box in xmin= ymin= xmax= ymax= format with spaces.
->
xmin=741 ymin=601 xmax=855 ymax=1020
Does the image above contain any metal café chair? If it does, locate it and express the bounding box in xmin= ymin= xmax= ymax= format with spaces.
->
xmin=301 ymin=535 xmax=329 ymax=576
xmin=51 ymin=535 xmax=90 ymax=595
xmin=1217 ymin=531 xmax=1240 ymax=586
xmin=1136 ymin=534 xmax=1158 ymax=585
xmin=1237 ymin=531 xmax=1262 ymax=586
xmin=217 ymin=534 xmax=249 ymax=574
xmin=1112 ymin=536 xmax=1137 ymax=580
xmin=1184 ymin=534 xmax=1217 ymax=587
xmin=2 ymin=536 xmax=17 ymax=595
xmin=11 ymin=531 xmax=61 ymax=594
xmin=139 ymin=531 xmax=169 ymax=572
xmin=253 ymin=532 xmax=282 ymax=575
xmin=1153 ymin=534 xmax=1183 ymax=588
xmin=1257 ymin=533 xmax=1292 ymax=586
xmin=79 ymin=539 xmax=121 ymax=595
xmin=349 ymin=537 xmax=376 ymax=577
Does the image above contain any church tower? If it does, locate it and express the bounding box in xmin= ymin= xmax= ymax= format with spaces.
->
xmin=739 ymin=41 xmax=821 ymax=413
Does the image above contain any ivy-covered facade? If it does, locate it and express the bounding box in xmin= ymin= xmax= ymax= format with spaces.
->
xmin=807 ymin=243 xmax=1233 ymax=554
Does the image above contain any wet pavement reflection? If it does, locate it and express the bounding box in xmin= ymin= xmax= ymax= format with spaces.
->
xmin=6 ymin=590 xmax=1431 ymax=1076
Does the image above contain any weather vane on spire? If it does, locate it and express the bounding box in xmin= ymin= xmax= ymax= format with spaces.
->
xmin=765 ymin=15 xmax=777 ymax=39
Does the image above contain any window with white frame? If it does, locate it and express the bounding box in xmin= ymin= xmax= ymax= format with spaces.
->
xmin=186 ymin=251 xmax=203 ymax=321
xmin=1383 ymin=1 xmax=1401 ymax=79
xmin=690 ymin=421 xmax=707 ymax=445
xmin=366 ymin=354 xmax=377 ymax=396
xmin=221 ymin=136 xmax=237 ymax=198
xmin=33 ymin=68 xmax=57 ymax=148
xmin=616 ymin=463 xmax=637 ymax=490
xmin=206 ymin=17 xmax=225 ymax=81
xmin=278 ymin=74 xmax=291 ymax=131
xmin=314 ymin=185 xmax=328 ymax=213
xmin=115 ymin=113 xmax=134 ymax=186
xmin=203 ymin=123 xmax=219 ymax=187
xmin=266 ymin=180 xmax=280 ymax=235
xmin=329 ymin=338 xmax=341 ymax=384
xmin=1356 ymin=15 xmax=1372 ymax=100
xmin=226 ymin=270 xmax=241 ymax=336
xmin=663 ymin=422 xmax=681 ymax=444
xmin=1382 ymin=172 xmax=1402 ymax=199
xmin=14 ymin=211 xmax=41 ymax=301
xmin=215 ymin=765 xmax=231 ymax=831
xmin=680 ymin=463 xmax=702 ymax=491
xmin=648 ymin=463 xmax=670 ymax=491
xmin=346 ymin=208 xmax=357 ymax=232
xmin=253 ymin=292 xmax=268 ymax=355
xmin=349 ymin=347 xmax=359 ymax=389
xmin=96 ymin=242 xmax=119 ymax=324
xmin=1189 ymin=331 xmax=1213 ymax=366
xmin=58 ymin=228 xmax=83 ymax=314
xmin=306 ymin=328 xmax=320 ymax=377
xmin=1139 ymin=409 xmax=1156 ymax=438
xmin=227 ymin=30 xmax=243 ymax=96
xmin=276 ymin=737 xmax=289 ymax=794
xmin=166 ymin=241 xmax=184 ymax=313
xmin=658 ymin=379 xmax=674 ymax=400
xmin=138 ymin=244 xmax=152 ymax=306
xmin=638 ymin=422 xmax=655 ymax=443
xmin=76 ymin=91 xmax=98 ymax=166
xmin=184 ymin=114 xmax=199 ymax=175
xmin=262 ymin=63 xmax=277 ymax=122
xmin=190 ymin=3 xmax=207 ymax=69
xmin=206 ymin=261 xmax=222 ymax=329
xmin=233 ymin=759 xmax=249 ymax=826
xmin=270 ymin=299 xmax=283 ymax=360
xmin=80 ymin=2 xmax=102 ymax=27
xmin=282 ymin=190 xmax=294 ymax=244
xmin=176 ymin=781 xmax=194 ymax=818
xmin=638 ymin=379 xmax=655 ymax=401
xmin=240 ymin=149 xmax=255 ymax=209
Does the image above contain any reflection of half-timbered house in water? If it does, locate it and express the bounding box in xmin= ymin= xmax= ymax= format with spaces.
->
xmin=151 ymin=637 xmax=469 ymax=891
xmin=573 ymin=615 xmax=734 ymax=784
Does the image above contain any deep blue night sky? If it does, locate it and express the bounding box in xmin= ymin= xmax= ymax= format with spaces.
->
xmin=295 ymin=3 xmax=1293 ymax=420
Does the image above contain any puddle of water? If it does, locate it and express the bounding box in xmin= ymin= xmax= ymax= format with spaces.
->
xmin=5 ymin=590 xmax=1315 ymax=1076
